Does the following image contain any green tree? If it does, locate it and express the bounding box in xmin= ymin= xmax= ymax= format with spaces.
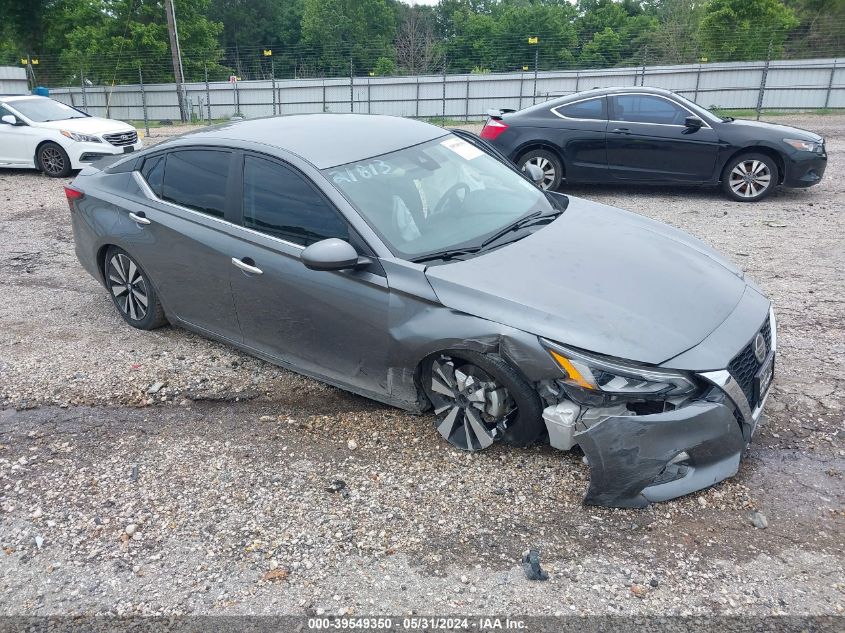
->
xmin=439 ymin=0 xmax=578 ymax=73
xmin=42 ymin=0 xmax=224 ymax=85
xmin=579 ymin=26 xmax=624 ymax=66
xmin=372 ymin=56 xmax=396 ymax=75
xmin=783 ymin=0 xmax=845 ymax=57
xmin=643 ymin=0 xmax=705 ymax=64
xmin=209 ymin=0 xmax=304 ymax=78
xmin=699 ymin=0 xmax=799 ymax=61
xmin=574 ymin=0 xmax=657 ymax=66
xmin=300 ymin=0 xmax=399 ymax=76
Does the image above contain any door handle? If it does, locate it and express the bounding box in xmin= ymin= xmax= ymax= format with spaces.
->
xmin=129 ymin=211 xmax=151 ymax=225
xmin=611 ymin=128 xmax=631 ymax=135
xmin=231 ymin=257 xmax=263 ymax=275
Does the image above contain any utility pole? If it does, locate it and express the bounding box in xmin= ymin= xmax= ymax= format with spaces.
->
xmin=164 ymin=0 xmax=187 ymax=123
xmin=528 ymin=36 xmax=539 ymax=105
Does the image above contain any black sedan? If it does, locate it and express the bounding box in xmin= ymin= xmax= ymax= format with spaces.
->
xmin=481 ymin=87 xmax=827 ymax=201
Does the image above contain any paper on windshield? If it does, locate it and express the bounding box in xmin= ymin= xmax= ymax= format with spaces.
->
xmin=440 ymin=137 xmax=484 ymax=161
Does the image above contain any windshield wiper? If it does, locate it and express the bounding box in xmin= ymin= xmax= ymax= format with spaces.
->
xmin=480 ymin=209 xmax=561 ymax=249
xmin=411 ymin=246 xmax=483 ymax=264
xmin=411 ymin=208 xmax=562 ymax=264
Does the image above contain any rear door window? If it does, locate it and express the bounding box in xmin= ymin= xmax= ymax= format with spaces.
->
xmin=242 ymin=155 xmax=348 ymax=246
xmin=161 ymin=150 xmax=231 ymax=218
xmin=612 ymin=95 xmax=688 ymax=125
xmin=554 ymin=97 xmax=606 ymax=120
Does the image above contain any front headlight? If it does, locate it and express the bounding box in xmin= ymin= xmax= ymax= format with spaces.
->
xmin=542 ymin=339 xmax=696 ymax=398
xmin=60 ymin=130 xmax=101 ymax=143
xmin=783 ymin=138 xmax=822 ymax=153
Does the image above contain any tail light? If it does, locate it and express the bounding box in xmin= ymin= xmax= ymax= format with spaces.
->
xmin=480 ymin=118 xmax=509 ymax=141
xmin=64 ymin=186 xmax=84 ymax=212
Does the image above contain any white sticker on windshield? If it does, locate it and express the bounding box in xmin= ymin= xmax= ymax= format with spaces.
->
xmin=440 ymin=137 xmax=484 ymax=161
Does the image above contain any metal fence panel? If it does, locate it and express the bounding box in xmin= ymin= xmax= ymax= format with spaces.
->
xmin=43 ymin=57 xmax=844 ymax=123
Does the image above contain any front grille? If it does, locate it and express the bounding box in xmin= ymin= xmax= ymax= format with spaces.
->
xmin=103 ymin=130 xmax=137 ymax=146
xmin=727 ymin=314 xmax=771 ymax=410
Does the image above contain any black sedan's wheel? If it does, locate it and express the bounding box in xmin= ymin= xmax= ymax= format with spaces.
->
xmin=104 ymin=247 xmax=167 ymax=330
xmin=518 ymin=149 xmax=563 ymax=191
xmin=37 ymin=142 xmax=72 ymax=178
xmin=722 ymin=153 xmax=779 ymax=202
xmin=422 ymin=351 xmax=544 ymax=451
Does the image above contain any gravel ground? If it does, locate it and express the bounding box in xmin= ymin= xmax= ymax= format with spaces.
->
xmin=0 ymin=115 xmax=843 ymax=618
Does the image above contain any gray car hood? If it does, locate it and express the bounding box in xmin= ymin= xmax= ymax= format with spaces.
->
xmin=424 ymin=198 xmax=749 ymax=365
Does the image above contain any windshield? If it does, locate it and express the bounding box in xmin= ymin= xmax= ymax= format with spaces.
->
xmin=324 ymin=135 xmax=555 ymax=260
xmin=672 ymin=94 xmax=722 ymax=124
xmin=8 ymin=98 xmax=88 ymax=122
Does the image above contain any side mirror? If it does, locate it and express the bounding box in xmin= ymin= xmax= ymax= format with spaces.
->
xmin=523 ymin=163 xmax=544 ymax=186
xmin=300 ymin=238 xmax=366 ymax=271
xmin=1 ymin=114 xmax=18 ymax=126
xmin=684 ymin=116 xmax=703 ymax=130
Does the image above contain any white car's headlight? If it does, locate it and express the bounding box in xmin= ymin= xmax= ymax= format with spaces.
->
xmin=60 ymin=130 xmax=101 ymax=143
xmin=542 ymin=340 xmax=696 ymax=397
xmin=783 ymin=138 xmax=822 ymax=153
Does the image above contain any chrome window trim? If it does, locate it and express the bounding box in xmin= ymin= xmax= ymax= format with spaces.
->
xmin=549 ymin=95 xmax=607 ymax=122
xmin=700 ymin=369 xmax=753 ymax=423
xmin=132 ymin=170 xmax=306 ymax=252
xmin=699 ymin=305 xmax=777 ymax=425
xmin=608 ymin=92 xmax=713 ymax=129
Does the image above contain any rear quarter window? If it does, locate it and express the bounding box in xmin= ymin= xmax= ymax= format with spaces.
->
xmin=140 ymin=155 xmax=165 ymax=196
xmin=553 ymin=97 xmax=606 ymax=120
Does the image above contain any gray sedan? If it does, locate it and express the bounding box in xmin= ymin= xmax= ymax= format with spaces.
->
xmin=67 ymin=114 xmax=775 ymax=507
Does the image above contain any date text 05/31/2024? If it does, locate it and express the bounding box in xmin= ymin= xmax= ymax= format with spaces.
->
xmin=307 ymin=617 xmax=527 ymax=630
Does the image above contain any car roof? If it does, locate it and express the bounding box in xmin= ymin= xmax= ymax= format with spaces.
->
xmin=168 ymin=114 xmax=448 ymax=169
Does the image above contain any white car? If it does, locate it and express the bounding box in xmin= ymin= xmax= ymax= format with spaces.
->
xmin=0 ymin=95 xmax=142 ymax=177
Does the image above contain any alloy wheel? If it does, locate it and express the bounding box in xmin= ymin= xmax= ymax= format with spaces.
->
xmin=40 ymin=146 xmax=66 ymax=176
xmin=728 ymin=159 xmax=772 ymax=199
xmin=428 ymin=356 xmax=515 ymax=451
xmin=523 ymin=156 xmax=556 ymax=190
xmin=107 ymin=253 xmax=149 ymax=321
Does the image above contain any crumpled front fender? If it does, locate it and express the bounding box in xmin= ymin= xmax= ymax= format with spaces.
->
xmin=575 ymin=401 xmax=745 ymax=508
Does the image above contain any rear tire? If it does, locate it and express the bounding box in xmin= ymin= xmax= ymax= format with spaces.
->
xmin=422 ymin=350 xmax=544 ymax=451
xmin=37 ymin=142 xmax=72 ymax=178
xmin=104 ymin=246 xmax=168 ymax=330
xmin=517 ymin=149 xmax=563 ymax=191
xmin=721 ymin=152 xmax=778 ymax=202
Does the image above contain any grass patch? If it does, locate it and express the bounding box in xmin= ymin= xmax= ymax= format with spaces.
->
xmin=125 ymin=117 xmax=229 ymax=129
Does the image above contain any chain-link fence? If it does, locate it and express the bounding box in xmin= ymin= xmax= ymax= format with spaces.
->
xmin=35 ymin=57 xmax=843 ymax=130
xmin=6 ymin=27 xmax=845 ymax=127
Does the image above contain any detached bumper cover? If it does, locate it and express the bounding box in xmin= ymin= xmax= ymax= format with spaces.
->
xmin=574 ymin=308 xmax=776 ymax=508
xmin=576 ymin=400 xmax=745 ymax=508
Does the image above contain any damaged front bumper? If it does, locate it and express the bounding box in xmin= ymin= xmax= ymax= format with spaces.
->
xmin=542 ymin=310 xmax=776 ymax=508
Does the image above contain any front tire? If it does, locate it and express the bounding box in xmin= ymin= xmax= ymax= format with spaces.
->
xmin=37 ymin=142 xmax=72 ymax=178
xmin=722 ymin=153 xmax=778 ymax=202
xmin=104 ymin=247 xmax=167 ymax=330
xmin=517 ymin=149 xmax=563 ymax=191
xmin=422 ymin=350 xmax=544 ymax=451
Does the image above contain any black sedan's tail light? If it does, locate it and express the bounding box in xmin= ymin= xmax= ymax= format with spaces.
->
xmin=480 ymin=118 xmax=509 ymax=140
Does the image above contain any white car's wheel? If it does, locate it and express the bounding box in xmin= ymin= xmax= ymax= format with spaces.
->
xmin=37 ymin=142 xmax=72 ymax=178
